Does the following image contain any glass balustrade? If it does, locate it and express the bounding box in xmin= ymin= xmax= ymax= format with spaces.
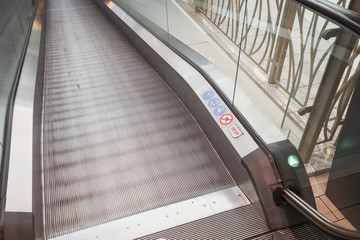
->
xmin=0 ymin=0 xmax=37 ymax=157
xmin=112 ymin=0 xmax=360 ymax=231
xmin=2 ymin=0 xmax=358 ymax=232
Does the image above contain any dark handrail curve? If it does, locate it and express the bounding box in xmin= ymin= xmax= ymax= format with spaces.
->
xmin=282 ymin=188 xmax=360 ymax=240
xmin=292 ymin=0 xmax=360 ymax=37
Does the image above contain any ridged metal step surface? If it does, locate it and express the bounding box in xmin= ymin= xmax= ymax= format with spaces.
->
xmin=138 ymin=204 xmax=270 ymax=240
xmin=42 ymin=0 xmax=234 ymax=238
xmin=253 ymin=223 xmax=335 ymax=240
xmin=140 ymin=205 xmax=335 ymax=240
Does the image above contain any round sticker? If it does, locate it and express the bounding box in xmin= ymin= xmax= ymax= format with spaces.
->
xmin=202 ymin=91 xmax=214 ymax=100
xmin=214 ymin=106 xmax=227 ymax=116
xmin=208 ymin=98 xmax=220 ymax=108
xmin=220 ymin=114 xmax=233 ymax=125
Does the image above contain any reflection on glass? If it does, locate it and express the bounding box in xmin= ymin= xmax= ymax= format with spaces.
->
xmin=326 ymin=82 xmax=360 ymax=230
xmin=114 ymin=0 xmax=169 ymax=40
xmin=167 ymin=0 xmax=243 ymax=100
xmin=128 ymin=0 xmax=168 ymax=31
xmin=0 ymin=0 xmax=36 ymax=146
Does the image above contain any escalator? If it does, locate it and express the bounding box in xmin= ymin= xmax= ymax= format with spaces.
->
xmin=4 ymin=0 xmax=288 ymax=238
xmin=43 ymin=0 xmax=234 ymax=235
xmin=2 ymin=0 xmax=360 ymax=239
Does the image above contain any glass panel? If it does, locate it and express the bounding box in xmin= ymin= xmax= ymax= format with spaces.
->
xmin=326 ymin=82 xmax=360 ymax=230
xmin=113 ymin=0 xmax=169 ymax=41
xmin=167 ymin=0 xmax=241 ymax=101
xmin=128 ymin=0 xmax=168 ymax=31
xmin=240 ymin=0 xmax=360 ymax=231
xmin=165 ymin=0 xmax=289 ymax=141
xmin=112 ymin=0 xmax=128 ymax=11
xmin=112 ymin=0 xmax=360 ymax=230
xmin=0 ymin=0 xmax=37 ymax=148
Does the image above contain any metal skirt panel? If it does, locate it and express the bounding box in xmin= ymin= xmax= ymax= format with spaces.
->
xmin=42 ymin=0 xmax=234 ymax=237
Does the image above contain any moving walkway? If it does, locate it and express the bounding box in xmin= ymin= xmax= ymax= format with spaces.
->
xmin=1 ymin=0 xmax=360 ymax=239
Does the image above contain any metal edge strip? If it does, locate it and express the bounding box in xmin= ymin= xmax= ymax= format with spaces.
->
xmin=5 ymin=0 xmax=44 ymax=214
xmin=34 ymin=0 xmax=48 ymax=238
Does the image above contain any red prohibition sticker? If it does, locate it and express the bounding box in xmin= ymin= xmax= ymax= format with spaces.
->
xmin=220 ymin=114 xmax=233 ymax=125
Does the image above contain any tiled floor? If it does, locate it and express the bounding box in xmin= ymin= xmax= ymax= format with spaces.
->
xmin=310 ymin=173 xmax=356 ymax=230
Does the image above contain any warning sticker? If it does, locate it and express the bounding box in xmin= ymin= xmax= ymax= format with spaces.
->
xmin=220 ymin=114 xmax=233 ymax=125
xmin=208 ymin=98 xmax=220 ymax=108
xmin=228 ymin=124 xmax=243 ymax=138
xmin=214 ymin=106 xmax=226 ymax=116
xmin=202 ymin=90 xmax=215 ymax=100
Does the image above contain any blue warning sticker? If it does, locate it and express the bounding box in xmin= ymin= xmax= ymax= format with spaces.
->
xmin=214 ymin=106 xmax=226 ymax=116
xmin=202 ymin=90 xmax=215 ymax=100
xmin=208 ymin=98 xmax=220 ymax=108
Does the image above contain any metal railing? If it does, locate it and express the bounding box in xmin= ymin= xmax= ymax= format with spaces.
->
xmin=282 ymin=0 xmax=360 ymax=237
xmin=193 ymin=0 xmax=283 ymax=77
xmin=189 ymin=0 xmax=360 ymax=236
xmin=190 ymin=0 xmax=360 ymax=163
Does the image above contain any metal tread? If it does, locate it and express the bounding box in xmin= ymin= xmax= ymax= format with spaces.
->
xmin=42 ymin=0 xmax=234 ymax=237
xmin=139 ymin=205 xmax=335 ymax=240
xmin=253 ymin=223 xmax=335 ymax=240
xmin=137 ymin=204 xmax=269 ymax=240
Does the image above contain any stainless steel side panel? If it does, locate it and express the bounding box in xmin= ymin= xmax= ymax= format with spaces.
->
xmin=6 ymin=0 xmax=44 ymax=213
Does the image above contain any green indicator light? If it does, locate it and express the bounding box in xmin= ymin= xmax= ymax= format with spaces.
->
xmin=288 ymin=155 xmax=300 ymax=168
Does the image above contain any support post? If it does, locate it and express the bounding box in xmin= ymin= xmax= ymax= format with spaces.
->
xmin=268 ymin=0 xmax=297 ymax=84
xmin=195 ymin=0 xmax=205 ymax=13
xmin=298 ymin=30 xmax=357 ymax=163
xmin=298 ymin=0 xmax=360 ymax=163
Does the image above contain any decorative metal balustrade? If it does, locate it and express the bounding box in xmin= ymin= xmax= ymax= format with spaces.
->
xmin=319 ymin=41 xmax=360 ymax=144
xmin=194 ymin=0 xmax=283 ymax=74
xmin=188 ymin=0 xmax=360 ymax=162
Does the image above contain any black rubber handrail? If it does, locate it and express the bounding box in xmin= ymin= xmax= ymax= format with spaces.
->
xmin=282 ymin=189 xmax=360 ymax=240
xmin=293 ymin=0 xmax=360 ymax=36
